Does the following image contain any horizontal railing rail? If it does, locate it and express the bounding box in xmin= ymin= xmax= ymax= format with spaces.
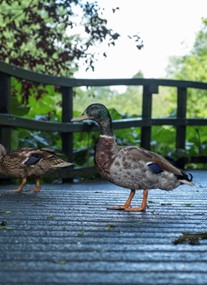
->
xmin=1 ymin=113 xmax=207 ymax=131
xmin=1 ymin=60 xmax=207 ymax=89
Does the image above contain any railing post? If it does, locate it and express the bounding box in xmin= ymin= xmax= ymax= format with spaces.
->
xmin=0 ymin=72 xmax=11 ymax=151
xmin=141 ymin=84 xmax=158 ymax=150
xmin=61 ymin=86 xmax=73 ymax=172
xmin=176 ymin=87 xmax=187 ymax=168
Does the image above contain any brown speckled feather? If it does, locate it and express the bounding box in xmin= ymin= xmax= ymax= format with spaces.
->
xmin=95 ymin=136 xmax=191 ymax=191
xmin=128 ymin=146 xmax=182 ymax=176
xmin=0 ymin=145 xmax=72 ymax=179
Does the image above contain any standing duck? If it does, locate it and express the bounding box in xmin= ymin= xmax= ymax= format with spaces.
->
xmin=0 ymin=144 xmax=73 ymax=193
xmin=72 ymin=103 xmax=193 ymax=212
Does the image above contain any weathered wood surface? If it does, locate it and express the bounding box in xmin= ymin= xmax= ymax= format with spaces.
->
xmin=0 ymin=170 xmax=207 ymax=285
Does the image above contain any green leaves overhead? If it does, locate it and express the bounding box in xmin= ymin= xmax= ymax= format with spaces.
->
xmin=0 ymin=0 xmax=124 ymax=75
xmin=167 ymin=17 xmax=207 ymax=83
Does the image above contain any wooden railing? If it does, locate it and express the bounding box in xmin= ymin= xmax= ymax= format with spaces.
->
xmin=0 ymin=61 xmax=207 ymax=179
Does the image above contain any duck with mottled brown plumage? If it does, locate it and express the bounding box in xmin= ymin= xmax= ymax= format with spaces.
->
xmin=0 ymin=144 xmax=73 ymax=193
xmin=72 ymin=103 xmax=193 ymax=212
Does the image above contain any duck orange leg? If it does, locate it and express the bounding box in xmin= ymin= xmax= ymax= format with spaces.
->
xmin=124 ymin=189 xmax=148 ymax=212
xmin=107 ymin=189 xmax=148 ymax=212
xmin=107 ymin=189 xmax=136 ymax=210
xmin=28 ymin=177 xmax=41 ymax=192
xmin=7 ymin=178 xmax=27 ymax=193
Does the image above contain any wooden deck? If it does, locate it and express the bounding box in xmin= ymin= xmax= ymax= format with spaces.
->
xmin=0 ymin=170 xmax=207 ymax=285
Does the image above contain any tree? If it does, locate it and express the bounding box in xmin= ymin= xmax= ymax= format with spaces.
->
xmin=0 ymin=1 xmax=145 ymax=157
xmin=165 ymin=17 xmax=207 ymax=159
xmin=0 ymin=0 xmax=143 ymax=76
xmin=166 ymin=17 xmax=207 ymax=82
xmin=166 ymin=17 xmax=207 ymax=118
xmin=0 ymin=0 xmax=143 ymax=104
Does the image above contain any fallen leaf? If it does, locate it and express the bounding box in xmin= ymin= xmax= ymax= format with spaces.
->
xmin=184 ymin=203 xmax=193 ymax=207
xmin=47 ymin=214 xmax=56 ymax=219
xmin=78 ymin=229 xmax=85 ymax=235
xmin=104 ymin=225 xmax=115 ymax=231
xmin=173 ymin=232 xmax=207 ymax=245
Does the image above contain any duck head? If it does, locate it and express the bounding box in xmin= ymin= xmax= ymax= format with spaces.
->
xmin=71 ymin=103 xmax=109 ymax=122
xmin=71 ymin=103 xmax=113 ymax=136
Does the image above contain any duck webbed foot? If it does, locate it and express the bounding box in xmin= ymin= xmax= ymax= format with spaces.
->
xmin=107 ymin=189 xmax=148 ymax=212
xmin=7 ymin=178 xmax=27 ymax=193
xmin=107 ymin=205 xmax=132 ymax=210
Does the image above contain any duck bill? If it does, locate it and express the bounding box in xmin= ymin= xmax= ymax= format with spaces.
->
xmin=71 ymin=114 xmax=89 ymax=122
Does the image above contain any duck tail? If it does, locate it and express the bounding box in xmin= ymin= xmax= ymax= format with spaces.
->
xmin=177 ymin=171 xmax=194 ymax=186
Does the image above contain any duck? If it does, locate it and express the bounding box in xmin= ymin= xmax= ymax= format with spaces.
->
xmin=0 ymin=144 xmax=73 ymax=193
xmin=72 ymin=103 xmax=193 ymax=212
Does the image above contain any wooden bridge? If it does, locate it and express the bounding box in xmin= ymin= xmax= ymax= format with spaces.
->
xmin=0 ymin=170 xmax=207 ymax=285
xmin=0 ymin=61 xmax=207 ymax=180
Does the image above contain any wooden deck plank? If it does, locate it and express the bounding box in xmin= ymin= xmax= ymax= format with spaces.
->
xmin=0 ymin=170 xmax=207 ymax=285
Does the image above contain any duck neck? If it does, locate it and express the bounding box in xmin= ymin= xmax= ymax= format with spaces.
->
xmin=98 ymin=117 xmax=114 ymax=137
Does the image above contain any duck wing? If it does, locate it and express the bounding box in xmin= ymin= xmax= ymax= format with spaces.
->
xmin=137 ymin=147 xmax=182 ymax=174
xmin=9 ymin=149 xmax=51 ymax=166
xmin=126 ymin=146 xmax=193 ymax=184
xmin=23 ymin=148 xmax=57 ymax=165
xmin=24 ymin=153 xmax=42 ymax=165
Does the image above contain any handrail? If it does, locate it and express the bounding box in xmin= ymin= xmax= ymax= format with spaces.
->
xmin=0 ymin=60 xmax=207 ymax=89
xmin=0 ymin=113 xmax=207 ymax=132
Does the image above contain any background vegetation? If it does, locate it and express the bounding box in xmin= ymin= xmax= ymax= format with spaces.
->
xmin=0 ymin=1 xmax=206 ymax=170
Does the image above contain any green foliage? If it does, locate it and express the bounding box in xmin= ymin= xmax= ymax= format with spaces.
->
xmin=187 ymin=89 xmax=207 ymax=118
xmin=151 ymin=126 xmax=176 ymax=157
xmin=165 ymin=17 xmax=207 ymax=167
xmin=186 ymin=127 xmax=207 ymax=156
xmin=10 ymin=77 xmax=62 ymax=150
xmin=0 ymin=0 xmax=142 ymax=104
xmin=167 ymin=17 xmax=207 ymax=82
xmin=0 ymin=0 xmax=126 ymax=75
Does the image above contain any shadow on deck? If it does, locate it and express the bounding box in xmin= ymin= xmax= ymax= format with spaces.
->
xmin=0 ymin=170 xmax=207 ymax=285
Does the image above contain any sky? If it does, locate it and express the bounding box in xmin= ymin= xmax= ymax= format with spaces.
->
xmin=75 ymin=0 xmax=207 ymax=79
